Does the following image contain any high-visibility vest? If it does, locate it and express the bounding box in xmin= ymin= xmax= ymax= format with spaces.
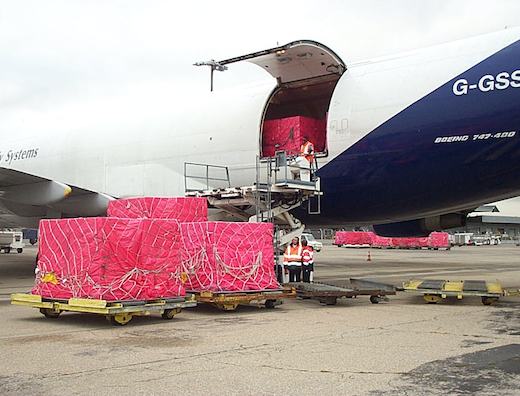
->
xmin=283 ymin=244 xmax=302 ymax=266
xmin=301 ymin=246 xmax=314 ymax=265
xmin=300 ymin=141 xmax=315 ymax=163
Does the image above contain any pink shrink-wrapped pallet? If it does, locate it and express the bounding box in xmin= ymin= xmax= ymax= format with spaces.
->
xmin=107 ymin=197 xmax=207 ymax=221
xmin=262 ymin=116 xmax=327 ymax=157
xmin=180 ymin=222 xmax=279 ymax=292
xmin=428 ymin=232 xmax=450 ymax=249
xmin=33 ymin=218 xmax=186 ymax=301
xmin=334 ymin=231 xmax=373 ymax=247
xmin=391 ymin=237 xmax=429 ymax=249
xmin=371 ymin=234 xmax=393 ymax=248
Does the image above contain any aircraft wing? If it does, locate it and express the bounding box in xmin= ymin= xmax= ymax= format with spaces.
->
xmin=0 ymin=167 xmax=114 ymax=228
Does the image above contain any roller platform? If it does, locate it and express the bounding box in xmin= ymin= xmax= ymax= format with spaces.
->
xmin=11 ymin=293 xmax=197 ymax=325
xmin=402 ymin=279 xmax=510 ymax=305
xmin=286 ymin=278 xmax=397 ymax=305
xmin=189 ymin=287 xmax=296 ymax=311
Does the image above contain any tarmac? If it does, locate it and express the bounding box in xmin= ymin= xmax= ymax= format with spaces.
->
xmin=0 ymin=243 xmax=519 ymax=395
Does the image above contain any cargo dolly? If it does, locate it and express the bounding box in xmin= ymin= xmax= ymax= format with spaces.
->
xmin=190 ymin=287 xmax=296 ymax=311
xmin=286 ymin=278 xmax=397 ymax=305
xmin=402 ymin=279 xmax=520 ymax=305
xmin=11 ymin=293 xmax=197 ymax=325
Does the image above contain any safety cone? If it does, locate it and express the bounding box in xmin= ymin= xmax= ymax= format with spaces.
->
xmin=367 ymin=250 xmax=372 ymax=262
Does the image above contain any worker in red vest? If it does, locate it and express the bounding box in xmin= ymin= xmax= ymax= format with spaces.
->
xmin=283 ymin=237 xmax=302 ymax=282
xmin=301 ymin=239 xmax=314 ymax=283
xmin=300 ymin=137 xmax=315 ymax=164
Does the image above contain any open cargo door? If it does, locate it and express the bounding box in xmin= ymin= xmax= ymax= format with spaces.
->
xmin=216 ymin=41 xmax=346 ymax=158
xmin=217 ymin=40 xmax=345 ymax=84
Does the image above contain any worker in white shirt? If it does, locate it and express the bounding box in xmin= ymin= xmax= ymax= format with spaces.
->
xmin=291 ymin=136 xmax=315 ymax=182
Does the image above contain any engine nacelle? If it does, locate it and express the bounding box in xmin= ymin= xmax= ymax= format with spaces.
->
xmin=373 ymin=213 xmax=466 ymax=237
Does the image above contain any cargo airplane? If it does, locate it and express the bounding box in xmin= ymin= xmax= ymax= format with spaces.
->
xmin=1 ymin=27 xmax=520 ymax=236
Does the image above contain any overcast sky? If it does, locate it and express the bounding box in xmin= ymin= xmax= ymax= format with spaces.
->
xmin=2 ymin=0 xmax=520 ymax=105
xmin=1 ymin=0 xmax=520 ymax=212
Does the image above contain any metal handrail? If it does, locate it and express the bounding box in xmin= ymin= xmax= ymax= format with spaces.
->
xmin=184 ymin=162 xmax=231 ymax=192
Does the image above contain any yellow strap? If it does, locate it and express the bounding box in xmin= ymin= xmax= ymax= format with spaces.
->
xmin=41 ymin=272 xmax=59 ymax=285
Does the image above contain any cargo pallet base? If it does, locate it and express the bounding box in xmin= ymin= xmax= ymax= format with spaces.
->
xmin=11 ymin=293 xmax=197 ymax=326
xmin=286 ymin=278 xmax=397 ymax=305
xmin=402 ymin=279 xmax=520 ymax=305
xmin=190 ymin=287 xmax=296 ymax=311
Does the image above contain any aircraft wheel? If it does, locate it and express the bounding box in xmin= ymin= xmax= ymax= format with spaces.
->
xmin=17 ymin=248 xmax=23 ymax=253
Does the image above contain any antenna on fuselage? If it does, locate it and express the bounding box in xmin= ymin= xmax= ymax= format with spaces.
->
xmin=193 ymin=60 xmax=228 ymax=92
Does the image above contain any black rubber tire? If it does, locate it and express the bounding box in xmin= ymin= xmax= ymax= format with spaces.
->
xmin=370 ymin=295 xmax=380 ymax=304
xmin=481 ymin=296 xmax=499 ymax=306
xmin=4 ymin=247 xmax=11 ymax=254
xmin=321 ymin=297 xmax=337 ymax=305
xmin=39 ymin=308 xmax=61 ymax=318
xmin=265 ymin=299 xmax=277 ymax=309
xmin=161 ymin=308 xmax=180 ymax=319
xmin=17 ymin=248 xmax=23 ymax=253
xmin=108 ymin=315 xmax=132 ymax=326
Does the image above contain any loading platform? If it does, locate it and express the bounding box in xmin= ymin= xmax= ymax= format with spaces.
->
xmin=189 ymin=287 xmax=296 ymax=311
xmin=286 ymin=278 xmax=397 ymax=305
xmin=401 ymin=279 xmax=520 ymax=305
xmin=11 ymin=293 xmax=197 ymax=325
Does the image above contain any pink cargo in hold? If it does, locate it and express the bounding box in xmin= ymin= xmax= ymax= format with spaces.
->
xmin=32 ymin=217 xmax=186 ymax=301
xmin=262 ymin=116 xmax=327 ymax=157
xmin=180 ymin=222 xmax=280 ymax=292
xmin=107 ymin=197 xmax=208 ymax=222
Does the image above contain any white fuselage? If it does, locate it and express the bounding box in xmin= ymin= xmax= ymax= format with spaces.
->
xmin=2 ymin=27 xmax=520 ymax=224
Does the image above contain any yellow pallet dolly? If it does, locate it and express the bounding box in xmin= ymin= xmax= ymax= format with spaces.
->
xmin=191 ymin=287 xmax=296 ymax=311
xmin=11 ymin=293 xmax=197 ymax=325
xmin=402 ymin=279 xmax=519 ymax=305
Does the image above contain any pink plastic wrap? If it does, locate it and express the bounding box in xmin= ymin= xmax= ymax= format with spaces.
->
xmin=335 ymin=231 xmax=449 ymax=249
xmin=181 ymin=222 xmax=279 ymax=292
xmin=428 ymin=232 xmax=450 ymax=249
xmin=262 ymin=116 xmax=327 ymax=157
xmin=371 ymin=234 xmax=393 ymax=248
xmin=107 ymin=197 xmax=207 ymax=221
xmin=32 ymin=218 xmax=186 ymax=301
xmin=334 ymin=231 xmax=373 ymax=246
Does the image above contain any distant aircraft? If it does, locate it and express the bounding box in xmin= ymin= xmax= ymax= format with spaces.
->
xmin=0 ymin=27 xmax=519 ymax=236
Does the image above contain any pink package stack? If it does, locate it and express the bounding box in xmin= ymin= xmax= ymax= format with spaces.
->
xmin=33 ymin=196 xmax=279 ymax=300
xmin=180 ymin=222 xmax=279 ymax=292
xmin=262 ymin=115 xmax=327 ymax=157
xmin=107 ymin=197 xmax=208 ymax=221
xmin=33 ymin=217 xmax=185 ymax=301
xmin=428 ymin=232 xmax=450 ymax=249
xmin=334 ymin=231 xmax=373 ymax=246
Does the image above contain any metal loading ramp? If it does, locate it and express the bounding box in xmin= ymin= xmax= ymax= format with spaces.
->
xmin=184 ymin=155 xmax=322 ymax=248
xmin=286 ymin=278 xmax=397 ymax=305
xmin=402 ymin=279 xmax=511 ymax=305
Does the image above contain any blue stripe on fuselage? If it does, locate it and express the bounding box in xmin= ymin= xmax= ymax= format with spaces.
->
xmin=317 ymin=39 xmax=520 ymax=223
